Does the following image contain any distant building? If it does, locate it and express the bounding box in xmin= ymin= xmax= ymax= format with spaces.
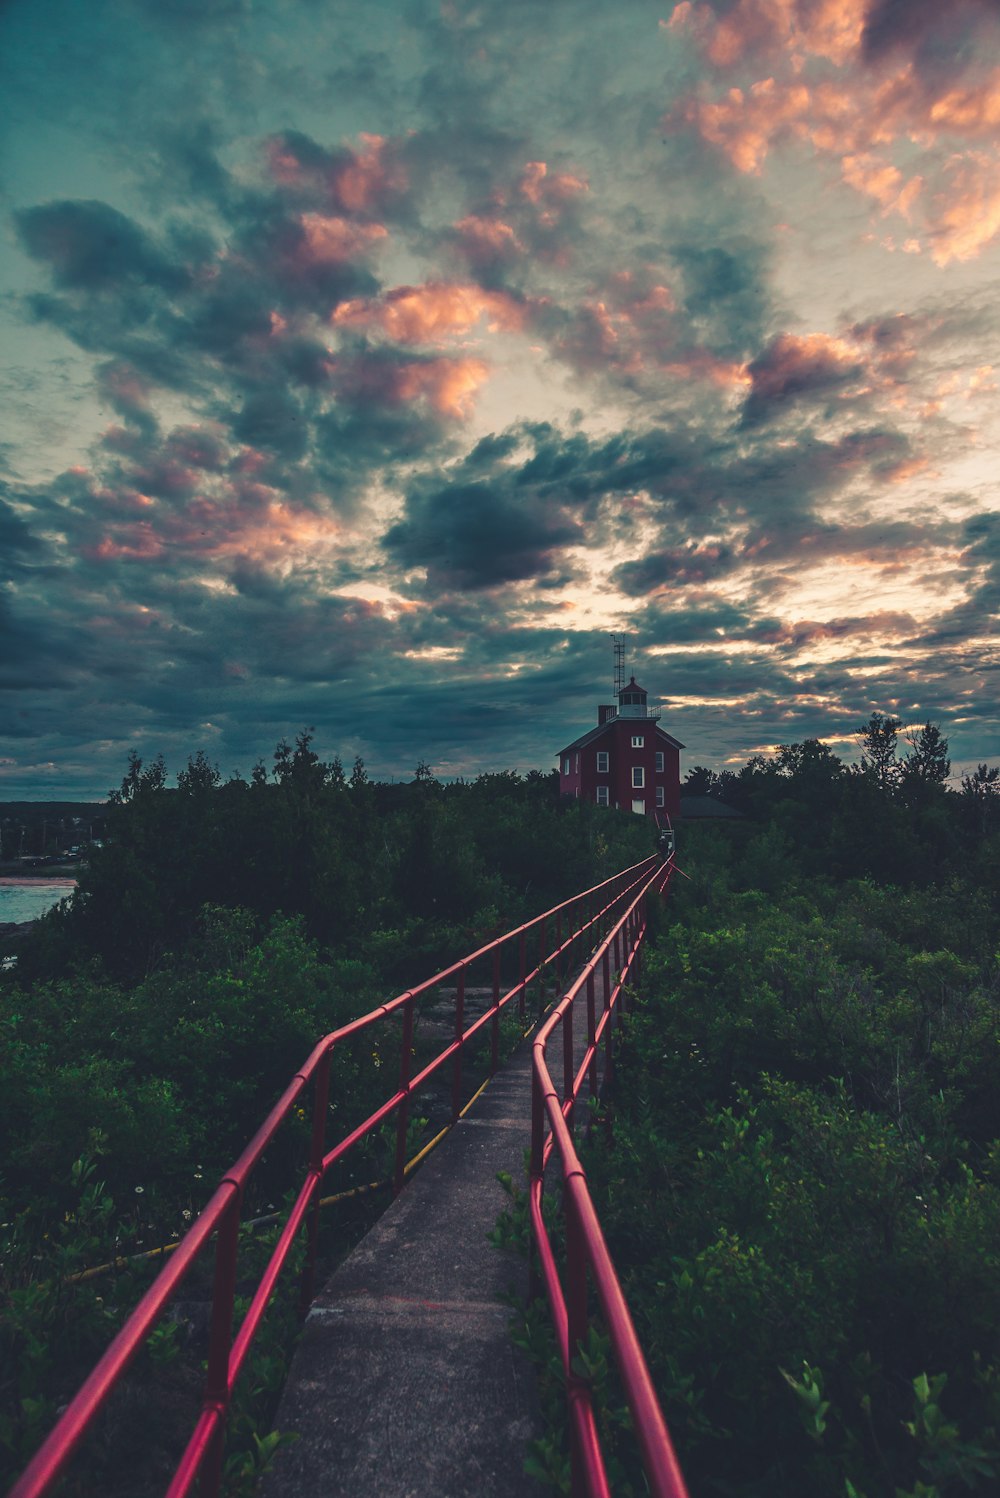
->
xmin=557 ymin=673 xmax=683 ymax=818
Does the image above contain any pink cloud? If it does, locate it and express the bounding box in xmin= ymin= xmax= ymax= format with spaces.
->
xmin=452 ymin=214 xmax=525 ymax=270
xmin=746 ymin=331 xmax=860 ymax=404
xmin=266 ymin=132 xmax=409 ymax=217
xmin=297 ymin=213 xmax=387 ymax=265
xmin=670 ymin=2 xmax=1000 ymax=261
xmin=330 ymin=354 xmax=490 ymax=418
xmin=928 ymin=154 xmax=1000 ymax=264
xmin=669 ymin=0 xmax=866 ymax=69
xmin=332 ymin=282 xmax=527 ymax=343
xmin=332 ymin=133 xmax=408 ymax=214
xmin=83 ymin=524 xmax=164 ymax=562
xmin=518 ymin=160 xmax=588 ymax=205
xmin=841 ymin=153 xmax=922 ymax=217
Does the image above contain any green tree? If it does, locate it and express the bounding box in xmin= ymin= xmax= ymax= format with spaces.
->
xmin=108 ymin=750 xmax=167 ymax=805
xmin=901 ymin=722 xmax=951 ymax=805
xmin=856 ymin=711 xmax=902 ymax=790
xmin=962 ymin=763 xmax=1000 ymax=837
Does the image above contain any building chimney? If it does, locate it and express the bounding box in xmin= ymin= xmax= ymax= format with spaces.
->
xmin=598 ymin=703 xmax=617 ymax=725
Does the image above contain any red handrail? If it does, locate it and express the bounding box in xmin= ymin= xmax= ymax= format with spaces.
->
xmin=11 ymin=853 xmax=661 ymax=1498
xmin=530 ymin=855 xmax=690 ymax=1498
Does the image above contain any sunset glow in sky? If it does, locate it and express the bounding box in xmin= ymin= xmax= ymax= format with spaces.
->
xmin=1 ymin=0 xmax=998 ymax=795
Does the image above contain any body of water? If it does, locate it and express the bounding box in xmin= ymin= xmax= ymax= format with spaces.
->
xmin=0 ymin=878 xmax=77 ymax=924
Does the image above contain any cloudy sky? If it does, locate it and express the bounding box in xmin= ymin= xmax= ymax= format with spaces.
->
xmin=2 ymin=0 xmax=998 ymax=797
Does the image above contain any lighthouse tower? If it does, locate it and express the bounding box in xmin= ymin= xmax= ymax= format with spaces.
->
xmin=556 ymin=652 xmax=683 ymax=818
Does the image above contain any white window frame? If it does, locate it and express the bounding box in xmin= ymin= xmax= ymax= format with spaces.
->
xmin=655 ymin=750 xmax=664 ymax=772
xmin=575 ymin=752 xmax=580 ymax=772
xmin=562 ymin=757 xmax=570 ymax=776
xmin=596 ymin=786 xmax=609 ymax=806
xmin=656 ymin=785 xmax=665 ymax=807
xmin=632 ymin=766 xmax=645 ymax=788
xmin=631 ymin=734 xmax=644 ymax=748
xmin=596 ymin=750 xmax=609 ymax=773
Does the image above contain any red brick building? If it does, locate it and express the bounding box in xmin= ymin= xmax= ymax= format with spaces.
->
xmin=557 ymin=675 xmax=683 ymax=818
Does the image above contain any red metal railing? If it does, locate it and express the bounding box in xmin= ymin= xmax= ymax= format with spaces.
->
xmin=12 ymin=853 xmax=663 ymax=1498
xmin=530 ymin=853 xmax=690 ymax=1498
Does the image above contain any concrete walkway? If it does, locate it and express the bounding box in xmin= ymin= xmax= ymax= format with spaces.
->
xmin=260 ymin=1044 xmax=549 ymax=1498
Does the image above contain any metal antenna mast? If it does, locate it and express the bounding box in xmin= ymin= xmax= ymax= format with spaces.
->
xmin=611 ymin=633 xmax=626 ymax=698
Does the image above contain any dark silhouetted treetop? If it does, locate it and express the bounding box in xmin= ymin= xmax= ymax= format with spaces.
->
xmin=856 ymin=711 xmax=902 ymax=789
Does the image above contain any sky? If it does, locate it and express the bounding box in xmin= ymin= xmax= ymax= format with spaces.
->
xmin=1 ymin=0 xmax=998 ymax=798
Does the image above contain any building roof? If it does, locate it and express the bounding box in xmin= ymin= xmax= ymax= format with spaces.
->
xmin=619 ymin=676 xmax=647 ymax=696
xmin=558 ymin=721 xmax=685 ymax=755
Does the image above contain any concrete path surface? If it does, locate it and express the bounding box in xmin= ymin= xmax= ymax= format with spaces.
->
xmin=260 ymin=1044 xmax=548 ymax=1498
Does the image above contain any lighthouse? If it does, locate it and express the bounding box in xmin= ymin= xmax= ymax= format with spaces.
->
xmin=556 ymin=650 xmax=683 ymax=818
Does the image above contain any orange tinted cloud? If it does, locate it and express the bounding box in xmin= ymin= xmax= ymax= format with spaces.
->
xmin=332 ymin=282 xmax=527 ymax=342
xmin=333 ymin=134 xmax=407 ymax=213
xmin=929 ymin=156 xmax=1000 ymax=264
xmin=841 ymin=153 xmax=922 ymax=217
xmin=399 ymin=357 xmax=489 ymax=418
xmin=298 ymin=213 xmax=387 ymax=264
xmin=332 ymin=354 xmax=489 ymax=418
xmin=84 ymin=494 xmax=344 ymax=568
xmin=670 ymin=0 xmax=866 ymax=69
xmin=671 ymin=5 xmax=1000 ymax=262
xmin=519 ymin=160 xmax=588 ymax=204
xmin=746 ymin=331 xmax=859 ymax=403
xmin=928 ymin=74 xmax=1000 ymax=136
xmin=453 ymin=214 xmax=525 ymax=266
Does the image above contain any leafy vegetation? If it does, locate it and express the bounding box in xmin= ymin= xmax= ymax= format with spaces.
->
xmin=0 ymin=734 xmax=652 ymax=1492
xmin=577 ymin=721 xmax=1000 ymax=1497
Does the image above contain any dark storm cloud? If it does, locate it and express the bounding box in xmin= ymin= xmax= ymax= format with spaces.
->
xmin=0 ymin=494 xmax=42 ymax=565
xmin=612 ymin=515 xmax=946 ymax=596
xmin=383 ymin=479 xmax=586 ymax=589
xmin=861 ymin=0 xmax=999 ymax=74
xmin=15 ymin=201 xmax=190 ymax=293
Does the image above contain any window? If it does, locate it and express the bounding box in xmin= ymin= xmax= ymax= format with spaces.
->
xmin=655 ymin=751 xmax=664 ymax=772
xmin=562 ymin=757 xmax=570 ymax=776
xmin=656 ymin=786 xmax=665 ymax=807
xmin=631 ymin=798 xmax=645 ymax=815
xmin=596 ymin=750 xmax=609 ymax=773
xmin=596 ymin=786 xmax=609 ymax=806
xmin=575 ymin=752 xmax=580 ymax=772
xmin=632 ymin=766 xmax=645 ymax=788
xmin=631 ymin=734 xmax=644 ymax=748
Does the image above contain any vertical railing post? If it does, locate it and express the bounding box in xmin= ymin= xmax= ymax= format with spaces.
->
xmin=528 ymin=1059 xmax=546 ymax=1304
xmin=199 ymin=1187 xmax=241 ymax=1497
xmin=562 ymin=1002 xmax=575 ymax=1129
xmin=300 ymin=1045 xmax=332 ymax=1314
xmin=537 ymin=916 xmax=547 ymax=1021
xmin=602 ymin=945 xmax=614 ymax=1145
xmin=518 ymin=928 xmax=527 ymax=1024
xmin=451 ymin=967 xmax=466 ymax=1123
xmin=565 ymin=1185 xmax=590 ymax=1498
xmin=393 ymin=994 xmax=415 ymax=1196
xmin=586 ymin=968 xmax=597 ymax=1104
xmin=491 ymin=946 xmax=501 ymax=1074
xmin=555 ymin=908 xmax=563 ymax=986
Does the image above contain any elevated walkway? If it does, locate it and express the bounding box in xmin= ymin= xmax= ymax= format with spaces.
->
xmin=261 ymin=1046 xmax=547 ymax=1498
